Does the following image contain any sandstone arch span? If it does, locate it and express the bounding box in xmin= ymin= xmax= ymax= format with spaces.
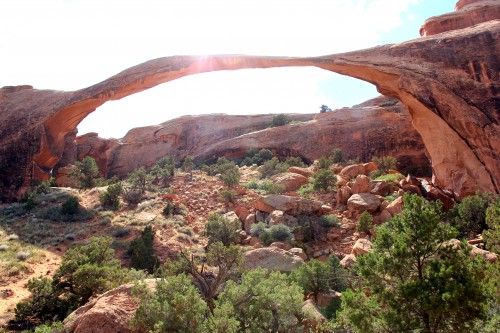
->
xmin=0 ymin=20 xmax=498 ymax=200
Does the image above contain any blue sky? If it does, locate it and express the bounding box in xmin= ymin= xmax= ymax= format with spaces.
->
xmin=0 ymin=0 xmax=456 ymax=138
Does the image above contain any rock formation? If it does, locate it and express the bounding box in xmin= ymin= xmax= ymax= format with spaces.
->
xmin=1 ymin=1 xmax=498 ymax=200
xmin=67 ymin=98 xmax=429 ymax=179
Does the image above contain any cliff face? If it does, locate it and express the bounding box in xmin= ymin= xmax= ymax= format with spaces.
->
xmin=67 ymin=98 xmax=430 ymax=179
xmin=0 ymin=2 xmax=498 ymax=200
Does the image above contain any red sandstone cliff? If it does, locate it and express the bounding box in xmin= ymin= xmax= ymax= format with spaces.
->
xmin=66 ymin=97 xmax=429 ymax=179
xmin=0 ymin=1 xmax=498 ymax=200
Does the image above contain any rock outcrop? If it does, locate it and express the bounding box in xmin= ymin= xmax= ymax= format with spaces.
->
xmin=1 ymin=5 xmax=498 ymax=200
xmin=420 ymin=0 xmax=500 ymax=36
xmin=244 ymin=247 xmax=305 ymax=272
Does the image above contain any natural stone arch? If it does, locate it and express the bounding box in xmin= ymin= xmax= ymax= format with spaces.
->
xmin=0 ymin=20 xmax=498 ymax=200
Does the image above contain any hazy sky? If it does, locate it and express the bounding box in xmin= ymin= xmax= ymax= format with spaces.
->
xmin=1 ymin=0 xmax=455 ymax=138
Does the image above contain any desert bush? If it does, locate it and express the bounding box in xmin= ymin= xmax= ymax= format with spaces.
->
xmin=149 ymin=155 xmax=175 ymax=187
xmin=375 ymin=173 xmax=404 ymax=184
xmin=123 ymin=188 xmax=143 ymax=206
xmin=357 ymin=211 xmax=373 ymax=235
xmin=297 ymin=183 xmax=315 ymax=197
xmin=313 ymin=169 xmax=336 ymax=192
xmin=203 ymin=213 xmax=239 ymax=246
xmin=219 ymin=189 xmax=236 ymax=203
xmin=271 ymin=113 xmax=292 ymax=127
xmin=99 ymin=183 xmax=123 ymax=210
xmin=259 ymin=157 xmax=288 ymax=178
xmin=250 ymin=222 xmax=268 ymax=238
xmin=318 ymin=156 xmax=333 ymax=169
xmin=450 ymin=193 xmax=490 ymax=237
xmin=61 ymin=196 xmax=80 ymax=216
xmin=260 ymin=181 xmax=285 ymax=194
xmin=483 ymin=200 xmax=500 ymax=254
xmin=16 ymin=250 xmax=31 ymax=261
xmin=285 ymin=156 xmax=306 ymax=167
xmin=128 ymin=226 xmax=159 ymax=274
xmin=112 ymin=227 xmax=130 ymax=238
xmin=319 ymin=214 xmax=341 ymax=228
xmin=38 ymin=205 xmax=93 ymax=222
xmin=331 ymin=147 xmax=345 ymax=164
xmin=70 ymin=156 xmax=99 ymax=189
xmin=269 ymin=224 xmax=293 ymax=242
xmin=372 ymin=155 xmax=398 ymax=174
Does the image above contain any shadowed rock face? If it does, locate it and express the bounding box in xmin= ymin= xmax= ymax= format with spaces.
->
xmin=0 ymin=16 xmax=498 ymax=200
xmin=68 ymin=98 xmax=430 ymax=179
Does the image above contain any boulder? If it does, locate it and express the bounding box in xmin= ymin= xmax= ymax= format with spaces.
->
xmin=379 ymin=209 xmax=393 ymax=223
xmin=269 ymin=242 xmax=293 ymax=250
xmin=402 ymin=184 xmax=422 ymax=196
xmin=244 ymin=214 xmax=256 ymax=233
xmin=289 ymin=247 xmax=308 ymax=260
xmin=234 ymin=206 xmax=250 ymax=223
xmin=340 ymin=164 xmax=365 ymax=179
xmin=446 ymin=239 xmax=498 ymax=263
xmin=269 ymin=210 xmax=285 ymax=225
xmin=363 ymin=162 xmax=378 ymax=174
xmin=370 ymin=180 xmax=392 ymax=196
xmin=419 ymin=179 xmax=455 ymax=210
xmin=339 ymin=254 xmax=356 ymax=269
xmin=336 ymin=186 xmax=352 ymax=205
xmin=271 ymin=172 xmax=308 ymax=192
xmin=288 ymin=166 xmax=314 ymax=178
xmin=316 ymin=290 xmax=342 ymax=308
xmin=350 ymin=175 xmax=371 ymax=194
xmin=347 ymin=193 xmax=381 ymax=213
xmin=352 ymin=238 xmax=373 ymax=256
xmin=244 ymin=247 xmax=304 ymax=272
xmin=385 ymin=196 xmax=403 ymax=216
xmin=336 ymin=175 xmax=349 ymax=187
xmin=64 ymin=279 xmax=156 ymax=333
xmin=223 ymin=211 xmax=242 ymax=229
xmin=254 ymin=195 xmax=323 ymax=215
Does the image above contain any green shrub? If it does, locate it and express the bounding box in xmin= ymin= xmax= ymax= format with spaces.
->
xmin=297 ymin=183 xmax=315 ymax=196
xmin=450 ymin=193 xmax=489 ymax=237
xmin=259 ymin=157 xmax=288 ymax=178
xmin=318 ymin=156 xmax=333 ymax=169
xmin=319 ymin=214 xmax=340 ymax=228
xmin=483 ymin=200 xmax=500 ymax=254
xmin=149 ymin=155 xmax=175 ymax=187
xmin=131 ymin=274 xmax=208 ymax=333
xmin=313 ymin=169 xmax=336 ymax=192
xmin=219 ymin=189 xmax=236 ymax=203
xmin=357 ymin=211 xmax=373 ymax=235
xmin=375 ymin=173 xmax=404 ymax=184
xmin=99 ymin=183 xmax=123 ymax=210
xmin=38 ymin=205 xmax=93 ymax=222
xmin=128 ymin=226 xmax=159 ymax=274
xmin=271 ymin=114 xmax=292 ymax=127
xmin=163 ymin=202 xmax=174 ymax=216
xmin=250 ymin=222 xmax=268 ymax=238
xmin=34 ymin=321 xmax=65 ymax=333
xmin=269 ymin=224 xmax=293 ymax=242
xmin=285 ymin=156 xmax=306 ymax=167
xmin=331 ymin=147 xmax=345 ymax=164
xmin=260 ymin=181 xmax=285 ymax=194
xmin=372 ymin=156 xmax=398 ymax=174
xmin=70 ymin=156 xmax=99 ymax=189
xmin=220 ymin=168 xmax=240 ymax=188
xmin=61 ymin=196 xmax=80 ymax=216
xmin=203 ymin=213 xmax=239 ymax=246
xmin=112 ymin=227 xmax=130 ymax=238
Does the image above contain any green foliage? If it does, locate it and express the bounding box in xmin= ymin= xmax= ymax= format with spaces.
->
xmin=162 ymin=202 xmax=174 ymax=216
xmin=374 ymin=172 xmax=404 ymax=184
xmin=241 ymin=148 xmax=274 ymax=166
xmin=219 ymin=189 xmax=236 ymax=203
xmin=269 ymin=224 xmax=293 ymax=242
xmin=450 ymin=193 xmax=489 ymax=237
xmin=259 ymin=157 xmax=289 ymax=178
xmin=61 ymin=196 xmax=80 ymax=216
xmin=372 ymin=155 xmax=398 ymax=174
xmin=15 ymin=237 xmax=128 ymax=325
xmin=127 ymin=167 xmax=147 ymax=193
xmin=356 ymin=211 xmax=373 ymax=235
xmin=149 ymin=155 xmax=175 ymax=187
xmin=313 ymin=169 xmax=336 ymax=192
xmin=319 ymin=104 xmax=332 ymax=113
xmin=216 ymin=268 xmax=304 ymax=332
xmin=210 ymin=157 xmax=240 ymax=187
xmin=128 ymin=226 xmax=160 ymax=274
xmin=331 ymin=147 xmax=345 ymax=164
xmin=99 ymin=183 xmax=123 ymax=210
xmin=318 ymin=156 xmax=333 ymax=169
xmin=181 ymin=155 xmax=196 ymax=175
xmin=483 ymin=200 xmax=500 ymax=254
xmin=378 ymin=99 xmax=399 ymax=107
xmin=72 ymin=156 xmax=99 ymax=188
xmin=284 ymin=156 xmax=306 ymax=167
xmin=259 ymin=181 xmax=285 ymax=194
xmin=33 ymin=321 xmax=65 ymax=333
xmin=203 ymin=213 xmax=239 ymax=246
xmin=271 ymin=113 xmax=292 ymax=127
xmin=131 ymin=274 xmax=209 ymax=333
xmin=319 ymin=214 xmax=340 ymax=228
xmin=297 ymin=182 xmax=315 ymax=197
xmin=339 ymin=194 xmax=488 ymax=332
xmin=291 ymin=256 xmax=348 ymax=304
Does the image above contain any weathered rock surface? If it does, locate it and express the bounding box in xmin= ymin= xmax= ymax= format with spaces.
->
xmin=347 ymin=193 xmax=381 ymax=213
xmin=352 ymin=238 xmax=373 ymax=256
xmin=254 ymin=194 xmax=323 ymax=215
xmin=271 ymin=172 xmax=309 ymax=192
xmin=1 ymin=12 xmax=499 ymax=200
xmin=244 ymin=247 xmax=304 ymax=272
xmin=63 ymin=279 xmax=156 ymax=333
xmin=420 ymin=0 xmax=500 ymax=36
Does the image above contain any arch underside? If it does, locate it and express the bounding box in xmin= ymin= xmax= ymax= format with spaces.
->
xmin=1 ymin=20 xmax=498 ymax=199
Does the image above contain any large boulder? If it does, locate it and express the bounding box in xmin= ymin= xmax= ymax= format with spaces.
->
xmin=350 ymin=175 xmax=371 ymax=194
xmin=336 ymin=186 xmax=352 ymax=205
xmin=385 ymin=196 xmax=403 ymax=216
xmin=347 ymin=193 xmax=381 ymax=213
xmin=340 ymin=164 xmax=365 ymax=179
xmin=64 ymin=279 xmax=156 ymax=333
xmin=288 ymin=166 xmax=314 ymax=178
xmin=271 ymin=172 xmax=309 ymax=192
xmin=352 ymin=238 xmax=373 ymax=256
xmin=370 ymin=180 xmax=392 ymax=196
xmin=244 ymin=247 xmax=304 ymax=272
xmin=254 ymin=194 xmax=323 ymax=215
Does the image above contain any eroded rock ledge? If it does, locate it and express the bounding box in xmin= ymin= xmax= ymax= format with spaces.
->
xmin=0 ymin=19 xmax=498 ymax=200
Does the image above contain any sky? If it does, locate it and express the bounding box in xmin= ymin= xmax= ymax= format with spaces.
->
xmin=1 ymin=0 xmax=456 ymax=139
